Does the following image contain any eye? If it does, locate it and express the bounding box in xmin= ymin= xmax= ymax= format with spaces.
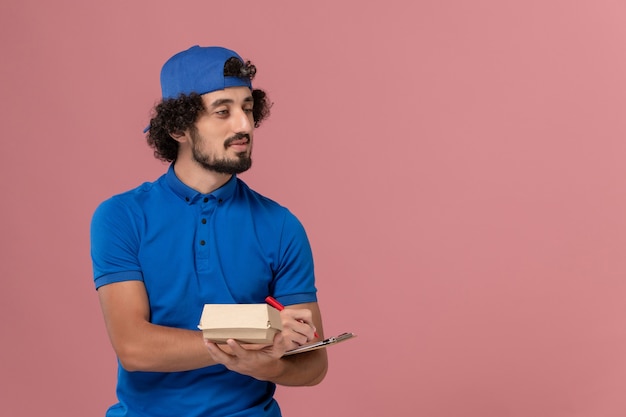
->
xmin=215 ymin=109 xmax=229 ymax=117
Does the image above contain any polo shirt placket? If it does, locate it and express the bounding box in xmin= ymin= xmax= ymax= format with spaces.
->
xmin=196 ymin=195 xmax=217 ymax=275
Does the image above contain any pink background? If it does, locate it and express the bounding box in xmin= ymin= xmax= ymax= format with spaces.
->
xmin=2 ymin=1 xmax=626 ymax=416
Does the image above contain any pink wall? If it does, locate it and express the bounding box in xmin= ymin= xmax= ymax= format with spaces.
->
xmin=2 ymin=1 xmax=626 ymax=416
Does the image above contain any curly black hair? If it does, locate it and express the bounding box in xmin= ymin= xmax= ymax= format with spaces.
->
xmin=146 ymin=57 xmax=271 ymax=162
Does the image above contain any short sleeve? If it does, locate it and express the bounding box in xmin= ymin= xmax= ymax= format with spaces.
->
xmin=90 ymin=197 xmax=144 ymax=289
xmin=271 ymin=211 xmax=317 ymax=306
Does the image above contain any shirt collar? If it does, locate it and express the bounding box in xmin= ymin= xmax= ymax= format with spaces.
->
xmin=165 ymin=164 xmax=237 ymax=205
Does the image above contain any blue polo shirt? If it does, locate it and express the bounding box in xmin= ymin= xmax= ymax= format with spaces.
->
xmin=90 ymin=165 xmax=317 ymax=417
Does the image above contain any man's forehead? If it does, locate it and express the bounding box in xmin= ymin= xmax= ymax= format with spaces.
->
xmin=202 ymin=86 xmax=253 ymax=105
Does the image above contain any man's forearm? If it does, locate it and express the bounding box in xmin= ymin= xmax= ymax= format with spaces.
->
xmin=114 ymin=324 xmax=219 ymax=372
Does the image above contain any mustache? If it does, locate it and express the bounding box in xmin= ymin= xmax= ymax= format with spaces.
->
xmin=224 ymin=133 xmax=251 ymax=147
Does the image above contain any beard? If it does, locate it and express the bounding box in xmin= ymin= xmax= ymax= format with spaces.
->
xmin=190 ymin=129 xmax=252 ymax=175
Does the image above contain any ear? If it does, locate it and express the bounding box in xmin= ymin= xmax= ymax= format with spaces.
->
xmin=169 ymin=130 xmax=189 ymax=143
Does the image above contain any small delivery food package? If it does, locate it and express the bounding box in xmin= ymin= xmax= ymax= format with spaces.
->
xmin=198 ymin=304 xmax=283 ymax=344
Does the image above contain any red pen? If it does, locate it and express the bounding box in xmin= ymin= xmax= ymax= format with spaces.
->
xmin=265 ymin=296 xmax=318 ymax=338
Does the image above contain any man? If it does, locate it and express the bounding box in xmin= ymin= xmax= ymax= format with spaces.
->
xmin=90 ymin=45 xmax=327 ymax=417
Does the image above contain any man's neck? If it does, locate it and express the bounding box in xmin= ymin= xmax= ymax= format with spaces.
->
xmin=173 ymin=159 xmax=232 ymax=194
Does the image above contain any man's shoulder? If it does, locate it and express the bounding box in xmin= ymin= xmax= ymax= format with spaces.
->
xmin=233 ymin=179 xmax=307 ymax=235
xmin=234 ymin=178 xmax=290 ymax=212
xmin=94 ymin=175 xmax=168 ymax=216
xmin=113 ymin=180 xmax=159 ymax=200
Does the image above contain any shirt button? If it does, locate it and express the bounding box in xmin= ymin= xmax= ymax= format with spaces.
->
xmin=201 ymin=219 xmax=207 ymax=224
xmin=218 ymin=198 xmax=223 ymax=204
xmin=185 ymin=197 xmax=190 ymax=202
xmin=203 ymin=197 xmax=209 ymax=203
xmin=200 ymin=240 xmax=206 ymax=246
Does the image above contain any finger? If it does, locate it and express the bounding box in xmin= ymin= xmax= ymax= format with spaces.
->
xmin=278 ymin=328 xmax=311 ymax=347
xmin=282 ymin=308 xmax=314 ymax=325
xmin=205 ymin=340 xmax=234 ymax=363
xmin=291 ymin=321 xmax=317 ymax=342
xmin=280 ymin=309 xmax=317 ymax=338
xmin=225 ymin=339 xmax=247 ymax=356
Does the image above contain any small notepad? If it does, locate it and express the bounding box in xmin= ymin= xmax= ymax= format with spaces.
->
xmin=283 ymin=332 xmax=357 ymax=356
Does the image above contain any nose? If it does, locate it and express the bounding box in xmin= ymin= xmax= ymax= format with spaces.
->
xmin=233 ymin=108 xmax=254 ymax=135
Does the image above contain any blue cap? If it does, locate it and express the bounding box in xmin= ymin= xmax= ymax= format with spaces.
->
xmin=144 ymin=46 xmax=253 ymax=132
xmin=160 ymin=45 xmax=252 ymax=99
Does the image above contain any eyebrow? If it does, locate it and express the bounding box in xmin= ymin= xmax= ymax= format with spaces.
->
xmin=209 ymin=96 xmax=254 ymax=108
